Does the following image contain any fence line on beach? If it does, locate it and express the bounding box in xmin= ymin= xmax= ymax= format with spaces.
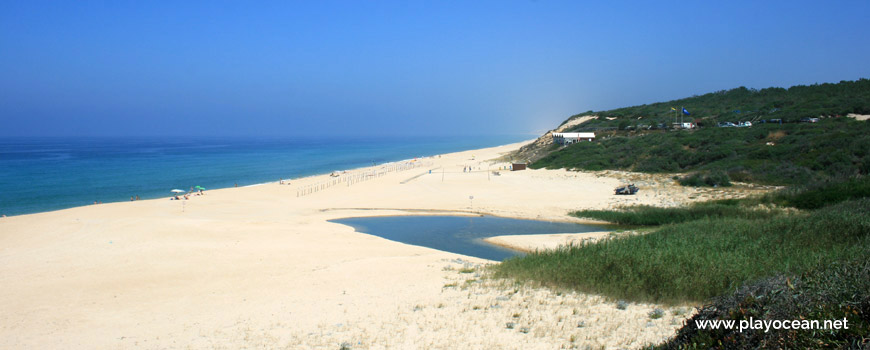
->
xmin=296 ymin=160 xmax=432 ymax=197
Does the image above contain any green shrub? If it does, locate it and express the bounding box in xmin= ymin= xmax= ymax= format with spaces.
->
xmin=678 ymin=171 xmax=732 ymax=187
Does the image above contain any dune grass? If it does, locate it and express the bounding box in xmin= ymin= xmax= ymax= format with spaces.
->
xmin=494 ymin=199 xmax=870 ymax=304
xmin=572 ymin=200 xmax=781 ymax=226
xmin=758 ymin=176 xmax=870 ymax=210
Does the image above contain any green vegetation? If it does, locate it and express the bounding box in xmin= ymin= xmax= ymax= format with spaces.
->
xmin=759 ymin=176 xmax=870 ymax=209
xmin=495 ymin=198 xmax=870 ymax=304
xmin=658 ymin=257 xmax=870 ymax=349
xmin=498 ymin=178 xmax=870 ymax=347
xmin=559 ymin=78 xmax=870 ymax=130
xmin=533 ymin=118 xmax=870 ymax=185
xmin=677 ymin=170 xmax=731 ymax=187
xmin=502 ymin=79 xmax=870 ymax=348
xmin=573 ymin=200 xmax=779 ymax=226
xmin=531 ymin=79 xmax=870 ymax=186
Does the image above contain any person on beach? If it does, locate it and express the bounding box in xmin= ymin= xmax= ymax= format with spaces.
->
xmin=136 ymin=195 xmax=140 ymax=200
xmin=131 ymin=196 xmax=134 ymax=201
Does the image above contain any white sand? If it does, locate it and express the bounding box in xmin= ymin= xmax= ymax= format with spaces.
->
xmin=484 ymin=232 xmax=614 ymax=253
xmin=555 ymin=115 xmax=598 ymax=132
xmin=0 ymin=140 xmax=767 ymax=349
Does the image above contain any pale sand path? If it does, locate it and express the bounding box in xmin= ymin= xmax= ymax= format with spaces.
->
xmin=0 ymin=140 xmax=765 ymax=349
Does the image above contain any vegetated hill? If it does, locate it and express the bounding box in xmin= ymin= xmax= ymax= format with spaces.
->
xmin=561 ymin=78 xmax=870 ymax=131
xmin=532 ymin=118 xmax=870 ymax=185
xmin=519 ymin=79 xmax=870 ymax=185
xmin=499 ymin=79 xmax=870 ymax=348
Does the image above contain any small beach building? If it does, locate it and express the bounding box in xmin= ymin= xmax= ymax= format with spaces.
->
xmin=552 ymin=132 xmax=595 ymax=145
xmin=511 ymin=163 xmax=527 ymax=171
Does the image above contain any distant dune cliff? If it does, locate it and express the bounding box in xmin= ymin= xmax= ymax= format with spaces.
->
xmin=510 ymin=115 xmax=598 ymax=163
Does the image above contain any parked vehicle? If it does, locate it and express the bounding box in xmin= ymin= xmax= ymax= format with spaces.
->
xmin=614 ymin=184 xmax=639 ymax=195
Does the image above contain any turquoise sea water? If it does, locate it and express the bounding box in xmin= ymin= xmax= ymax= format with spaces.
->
xmin=0 ymin=135 xmax=529 ymax=216
xmin=330 ymin=215 xmax=612 ymax=261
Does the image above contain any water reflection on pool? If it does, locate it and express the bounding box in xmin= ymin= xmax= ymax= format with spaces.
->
xmin=329 ymin=215 xmax=611 ymax=261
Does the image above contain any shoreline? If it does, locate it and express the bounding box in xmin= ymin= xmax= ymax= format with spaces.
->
xmin=321 ymin=208 xmax=615 ymax=226
xmin=0 ymin=138 xmax=535 ymax=218
xmin=483 ymin=231 xmax=615 ymax=253
xmin=0 ymin=139 xmax=771 ymax=349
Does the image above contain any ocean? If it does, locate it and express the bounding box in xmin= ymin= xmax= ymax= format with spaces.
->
xmin=0 ymin=135 xmax=530 ymax=217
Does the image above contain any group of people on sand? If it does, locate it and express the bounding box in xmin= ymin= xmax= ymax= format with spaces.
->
xmin=171 ymin=187 xmax=206 ymax=201
xmin=279 ymin=178 xmax=291 ymax=185
xmin=130 ymin=195 xmax=140 ymax=201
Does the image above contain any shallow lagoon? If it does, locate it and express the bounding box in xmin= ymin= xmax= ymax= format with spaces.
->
xmin=330 ymin=215 xmax=611 ymax=261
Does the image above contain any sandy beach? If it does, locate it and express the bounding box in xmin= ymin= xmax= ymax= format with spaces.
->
xmin=0 ymin=140 xmax=770 ymax=349
xmin=484 ymin=232 xmax=615 ymax=253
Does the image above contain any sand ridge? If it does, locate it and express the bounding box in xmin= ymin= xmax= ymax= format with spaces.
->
xmin=0 ymin=140 xmax=769 ymax=349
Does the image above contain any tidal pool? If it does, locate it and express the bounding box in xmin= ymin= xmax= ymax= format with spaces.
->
xmin=329 ymin=215 xmax=611 ymax=261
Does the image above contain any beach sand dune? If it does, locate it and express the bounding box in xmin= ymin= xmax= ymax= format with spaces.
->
xmin=0 ymin=141 xmax=767 ymax=349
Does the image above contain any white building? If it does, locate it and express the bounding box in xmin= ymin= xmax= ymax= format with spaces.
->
xmin=552 ymin=132 xmax=595 ymax=145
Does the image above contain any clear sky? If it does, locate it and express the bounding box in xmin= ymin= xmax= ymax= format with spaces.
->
xmin=1 ymin=1 xmax=868 ymax=137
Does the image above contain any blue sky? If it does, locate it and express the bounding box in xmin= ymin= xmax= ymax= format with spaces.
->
xmin=1 ymin=1 xmax=868 ymax=137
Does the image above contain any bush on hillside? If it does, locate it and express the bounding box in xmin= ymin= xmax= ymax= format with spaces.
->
xmin=678 ymin=171 xmax=732 ymax=187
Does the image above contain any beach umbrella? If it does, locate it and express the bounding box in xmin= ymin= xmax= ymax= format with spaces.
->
xmin=170 ymin=189 xmax=185 ymax=193
xmin=195 ymin=186 xmax=205 ymax=190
